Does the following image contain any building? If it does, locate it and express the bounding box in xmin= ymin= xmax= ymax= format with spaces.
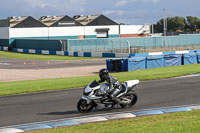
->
xmin=0 ymin=14 xmax=150 ymax=50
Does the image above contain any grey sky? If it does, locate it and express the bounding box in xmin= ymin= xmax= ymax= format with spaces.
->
xmin=0 ymin=0 xmax=200 ymax=24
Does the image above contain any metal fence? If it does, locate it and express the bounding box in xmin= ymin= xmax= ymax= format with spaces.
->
xmin=64 ymin=34 xmax=200 ymax=53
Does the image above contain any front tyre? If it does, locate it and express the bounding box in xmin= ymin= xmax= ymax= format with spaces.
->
xmin=120 ymin=91 xmax=137 ymax=108
xmin=77 ymin=99 xmax=95 ymax=113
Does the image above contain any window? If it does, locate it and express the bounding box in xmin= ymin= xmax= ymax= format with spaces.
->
xmin=95 ymin=28 xmax=109 ymax=38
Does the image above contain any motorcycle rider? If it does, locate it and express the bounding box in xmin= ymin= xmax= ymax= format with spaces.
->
xmin=98 ymin=68 xmax=122 ymax=102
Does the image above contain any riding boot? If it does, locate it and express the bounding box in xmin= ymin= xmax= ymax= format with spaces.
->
xmin=110 ymin=88 xmax=121 ymax=102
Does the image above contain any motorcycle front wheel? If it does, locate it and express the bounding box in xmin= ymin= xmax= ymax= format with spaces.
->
xmin=77 ymin=99 xmax=95 ymax=113
xmin=120 ymin=91 xmax=138 ymax=109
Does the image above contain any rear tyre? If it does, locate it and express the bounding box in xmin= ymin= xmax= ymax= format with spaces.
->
xmin=77 ymin=99 xmax=95 ymax=113
xmin=120 ymin=91 xmax=137 ymax=109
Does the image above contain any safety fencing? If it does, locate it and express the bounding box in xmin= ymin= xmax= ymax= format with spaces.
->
xmin=10 ymin=34 xmax=200 ymax=53
xmin=107 ymin=52 xmax=200 ymax=72
xmin=67 ymin=34 xmax=200 ymax=53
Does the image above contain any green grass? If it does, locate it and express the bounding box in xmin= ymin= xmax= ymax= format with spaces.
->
xmin=28 ymin=110 xmax=200 ymax=133
xmin=0 ymin=51 xmax=99 ymax=60
xmin=1 ymin=64 xmax=200 ymax=96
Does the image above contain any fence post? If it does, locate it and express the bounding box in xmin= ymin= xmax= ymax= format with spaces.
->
xmin=87 ymin=40 xmax=90 ymax=52
xmin=59 ymin=40 xmax=63 ymax=51
xmin=75 ymin=41 xmax=78 ymax=52
xmin=103 ymin=40 xmax=106 ymax=52
xmin=95 ymin=40 xmax=97 ymax=52
xmin=120 ymin=40 xmax=122 ymax=53
xmin=80 ymin=40 xmax=83 ymax=52
xmin=67 ymin=40 xmax=70 ymax=52
xmin=111 ymin=40 xmax=114 ymax=53
xmin=127 ymin=40 xmax=131 ymax=54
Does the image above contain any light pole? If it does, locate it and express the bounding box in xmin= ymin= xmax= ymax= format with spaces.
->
xmin=163 ymin=8 xmax=167 ymax=36
xmin=152 ymin=24 xmax=154 ymax=34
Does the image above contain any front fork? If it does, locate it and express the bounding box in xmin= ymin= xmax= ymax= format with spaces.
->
xmin=81 ymin=95 xmax=92 ymax=104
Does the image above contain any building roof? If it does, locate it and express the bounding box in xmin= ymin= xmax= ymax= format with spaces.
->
xmin=39 ymin=16 xmax=64 ymax=26
xmin=74 ymin=15 xmax=101 ymax=25
xmin=5 ymin=14 xmax=117 ymax=28
xmin=8 ymin=16 xmax=47 ymax=28
xmin=9 ymin=16 xmax=28 ymax=28
xmin=74 ymin=14 xmax=118 ymax=26
xmin=38 ymin=15 xmax=82 ymax=27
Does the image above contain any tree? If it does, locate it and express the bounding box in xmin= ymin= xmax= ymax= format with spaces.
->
xmin=169 ymin=16 xmax=186 ymax=32
xmin=154 ymin=16 xmax=186 ymax=33
xmin=186 ymin=16 xmax=200 ymax=31
xmin=154 ymin=19 xmax=164 ymax=33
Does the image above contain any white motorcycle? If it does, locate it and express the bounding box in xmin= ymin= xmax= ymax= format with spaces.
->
xmin=77 ymin=80 xmax=139 ymax=113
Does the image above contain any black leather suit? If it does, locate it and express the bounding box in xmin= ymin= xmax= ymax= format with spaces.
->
xmin=98 ymin=75 xmax=121 ymax=100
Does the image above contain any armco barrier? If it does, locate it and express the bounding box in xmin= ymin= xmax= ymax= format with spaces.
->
xmin=8 ymin=48 xmax=200 ymax=58
xmin=1 ymin=47 xmax=200 ymax=59
xmin=0 ymin=46 xmax=8 ymax=51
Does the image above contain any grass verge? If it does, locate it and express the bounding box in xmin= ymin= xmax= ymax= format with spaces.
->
xmin=0 ymin=51 xmax=99 ymax=60
xmin=0 ymin=64 xmax=200 ymax=96
xmin=28 ymin=110 xmax=200 ymax=133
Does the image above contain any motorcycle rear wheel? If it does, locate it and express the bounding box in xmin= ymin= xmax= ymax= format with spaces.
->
xmin=120 ymin=91 xmax=137 ymax=108
xmin=77 ymin=99 xmax=95 ymax=113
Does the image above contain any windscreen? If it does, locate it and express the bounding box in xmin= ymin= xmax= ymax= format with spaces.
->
xmin=89 ymin=80 xmax=100 ymax=88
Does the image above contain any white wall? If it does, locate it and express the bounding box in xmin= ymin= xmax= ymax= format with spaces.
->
xmin=10 ymin=27 xmax=48 ymax=38
xmin=84 ymin=25 xmax=119 ymax=36
xmin=120 ymin=25 xmax=150 ymax=34
xmin=9 ymin=24 xmax=150 ymax=39
xmin=49 ymin=26 xmax=84 ymax=36
xmin=0 ymin=27 xmax=9 ymax=39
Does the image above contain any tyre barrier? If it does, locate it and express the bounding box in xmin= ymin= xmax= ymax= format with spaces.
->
xmin=107 ymin=52 xmax=200 ymax=72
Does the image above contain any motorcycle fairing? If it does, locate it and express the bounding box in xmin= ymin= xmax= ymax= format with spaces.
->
xmin=125 ymin=80 xmax=139 ymax=88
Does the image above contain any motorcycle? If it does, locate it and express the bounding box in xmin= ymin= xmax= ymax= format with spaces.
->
xmin=77 ymin=80 xmax=139 ymax=113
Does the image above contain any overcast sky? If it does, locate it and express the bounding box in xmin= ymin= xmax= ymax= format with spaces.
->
xmin=0 ymin=0 xmax=200 ymax=24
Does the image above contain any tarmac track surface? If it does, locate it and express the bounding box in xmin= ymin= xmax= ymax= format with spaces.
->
xmin=0 ymin=76 xmax=200 ymax=127
xmin=0 ymin=58 xmax=106 ymax=69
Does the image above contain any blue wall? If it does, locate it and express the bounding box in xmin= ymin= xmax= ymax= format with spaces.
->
xmin=0 ymin=39 xmax=9 ymax=46
xmin=15 ymin=39 xmax=62 ymax=51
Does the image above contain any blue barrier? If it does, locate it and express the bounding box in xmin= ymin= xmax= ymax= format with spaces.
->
xmin=197 ymin=54 xmax=200 ymax=63
xmin=23 ymin=49 xmax=29 ymax=53
xmin=106 ymin=59 xmax=112 ymax=72
xmin=127 ymin=57 xmax=146 ymax=71
xmin=106 ymin=58 xmax=122 ymax=72
xmin=146 ymin=55 xmax=164 ymax=69
xmin=164 ymin=54 xmax=182 ymax=67
xmin=107 ymin=53 xmax=200 ymax=72
xmin=84 ymin=52 xmax=92 ymax=57
xmin=117 ymin=57 xmax=146 ymax=72
xmin=183 ymin=53 xmax=198 ymax=65
xmin=121 ymin=58 xmax=128 ymax=72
